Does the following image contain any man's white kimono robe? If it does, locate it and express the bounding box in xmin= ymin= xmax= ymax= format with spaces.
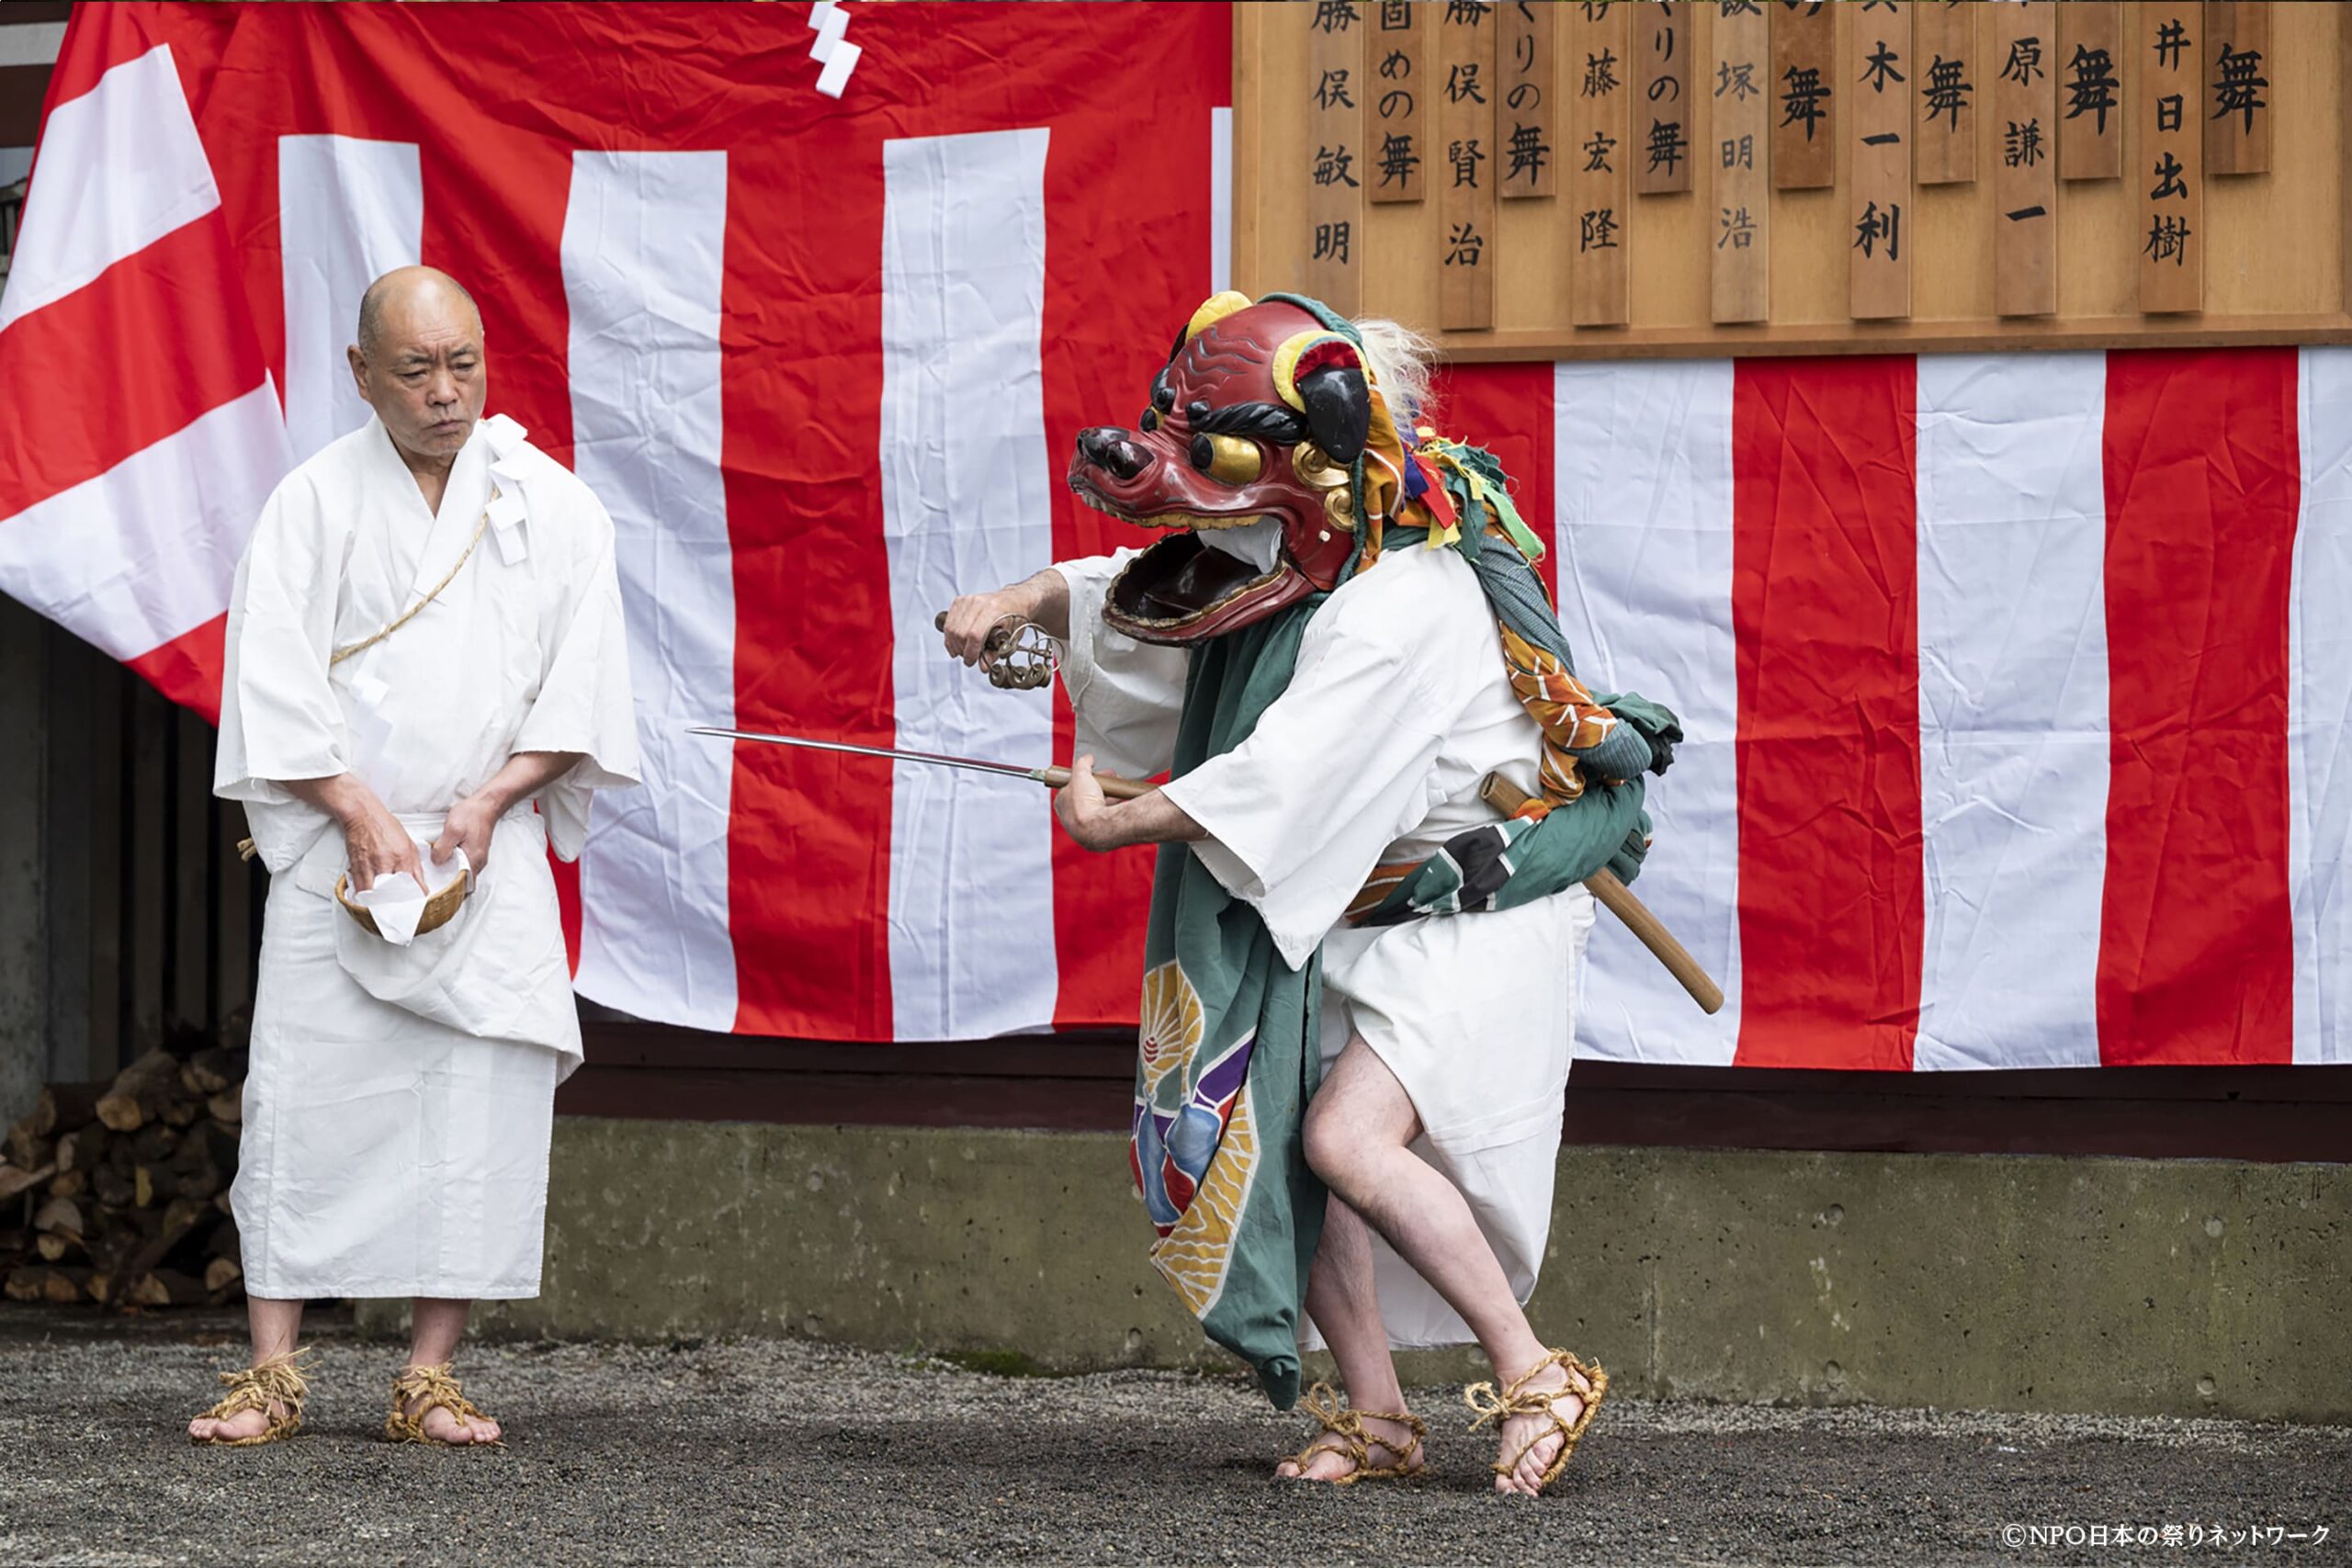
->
xmin=1055 ymin=540 xmax=1595 ymax=1350
xmin=214 ymin=412 xmax=639 ymax=1301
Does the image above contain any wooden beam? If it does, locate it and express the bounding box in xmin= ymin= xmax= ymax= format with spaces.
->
xmin=1426 ymin=310 xmax=2352 ymax=363
xmin=1231 ymin=3 xmax=1263 ymax=293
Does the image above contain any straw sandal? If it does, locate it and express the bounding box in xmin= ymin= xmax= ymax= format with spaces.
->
xmin=1464 ymin=1348 xmax=1609 ymax=1495
xmin=1275 ymin=1382 xmax=1428 ymax=1485
xmin=188 ymin=1348 xmax=311 ymax=1446
xmin=385 ymin=1362 xmax=504 ymax=1448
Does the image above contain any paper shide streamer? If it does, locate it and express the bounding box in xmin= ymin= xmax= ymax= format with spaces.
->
xmin=808 ymin=1 xmax=861 ymax=98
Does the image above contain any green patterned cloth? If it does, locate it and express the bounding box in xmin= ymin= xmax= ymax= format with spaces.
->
xmin=1128 ymin=603 xmax=1329 ymax=1409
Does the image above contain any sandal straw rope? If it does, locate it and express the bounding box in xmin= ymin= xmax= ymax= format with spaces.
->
xmin=1275 ymin=1381 xmax=1427 ymax=1485
xmin=188 ymin=1347 xmax=312 ymax=1446
xmin=385 ymin=1361 xmax=503 ymax=1448
xmin=1464 ymin=1348 xmax=1609 ymax=1495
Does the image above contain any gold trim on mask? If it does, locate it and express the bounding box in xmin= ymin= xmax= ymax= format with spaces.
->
xmin=1183 ymin=290 xmax=1252 ymax=344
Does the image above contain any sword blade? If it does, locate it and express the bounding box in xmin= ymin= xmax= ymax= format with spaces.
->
xmin=686 ymin=727 xmax=1048 ymax=786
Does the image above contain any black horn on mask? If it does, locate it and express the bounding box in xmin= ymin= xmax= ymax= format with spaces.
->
xmin=1297 ymin=364 xmax=1372 ymax=464
xmin=1272 ymin=330 xmax=1374 ymax=466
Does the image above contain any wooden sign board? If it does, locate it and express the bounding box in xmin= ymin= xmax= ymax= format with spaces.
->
xmin=1498 ymin=0 xmax=1557 ymax=200
xmin=1635 ymin=2 xmax=1693 ymax=196
xmin=2059 ymin=1 xmax=2124 ymax=183
xmin=1571 ymin=1 xmax=1631 ymax=324
xmin=1436 ymin=0 xmax=1497 ymax=331
xmin=1993 ymin=0 xmax=2058 ymax=317
xmin=2204 ymin=0 xmax=2271 ymax=177
xmin=1366 ymin=1 xmax=1429 ymax=205
xmin=1849 ymin=2 xmax=1911 ymax=321
xmin=1713 ymin=0 xmax=1769 ymax=324
xmin=1232 ymin=0 xmax=2352 ymax=359
xmin=1914 ymin=0 xmax=1973 ymax=186
xmin=1302 ymin=0 xmax=1364 ymax=315
xmin=2139 ymin=2 xmax=2203 ymax=314
xmin=1770 ymin=2 xmax=1834 ymax=191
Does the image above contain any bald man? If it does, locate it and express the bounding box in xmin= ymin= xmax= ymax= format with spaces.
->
xmin=191 ymin=267 xmax=640 ymax=1447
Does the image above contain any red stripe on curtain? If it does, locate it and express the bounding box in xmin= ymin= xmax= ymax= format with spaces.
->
xmin=1429 ymin=361 xmax=1559 ymax=601
xmin=0 ymin=218 xmax=266 ymax=520
xmin=1731 ymin=356 xmax=1923 ymax=1069
xmin=2098 ymin=348 xmax=2299 ymax=1065
xmin=721 ymin=107 xmax=894 ymax=1039
xmin=1037 ymin=21 xmax=1229 ymax=1031
xmin=124 ymin=613 xmax=226 ymax=723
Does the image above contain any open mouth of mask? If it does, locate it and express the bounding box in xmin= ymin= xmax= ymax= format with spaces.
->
xmin=1194 ymin=516 xmax=1283 ymax=576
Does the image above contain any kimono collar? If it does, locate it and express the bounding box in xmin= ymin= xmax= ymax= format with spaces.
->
xmin=372 ymin=413 xmax=534 ymax=590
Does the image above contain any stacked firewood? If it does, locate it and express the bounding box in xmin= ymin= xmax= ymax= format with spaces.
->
xmin=0 ymin=1046 xmax=246 ymax=1308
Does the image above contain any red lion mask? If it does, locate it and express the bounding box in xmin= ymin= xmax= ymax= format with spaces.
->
xmin=1068 ymin=292 xmax=1407 ymax=645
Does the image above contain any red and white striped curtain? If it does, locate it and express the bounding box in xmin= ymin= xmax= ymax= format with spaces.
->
xmin=1457 ymin=353 xmax=2348 ymax=1071
xmin=2 ymin=5 xmax=2342 ymax=1066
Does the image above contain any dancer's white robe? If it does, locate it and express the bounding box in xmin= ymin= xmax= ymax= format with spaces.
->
xmin=215 ymin=413 xmax=639 ymax=1300
xmin=1054 ymin=541 xmax=1596 ymax=1350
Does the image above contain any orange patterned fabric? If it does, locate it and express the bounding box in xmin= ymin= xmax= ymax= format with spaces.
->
xmin=1498 ymin=622 xmax=1623 ymax=813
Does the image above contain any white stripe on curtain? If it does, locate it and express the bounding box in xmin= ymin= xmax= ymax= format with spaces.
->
xmin=277 ymin=135 xmax=423 ymax=464
xmin=1553 ymin=359 xmax=1743 ymax=1066
xmin=1913 ymin=352 xmax=2110 ymax=1069
xmin=0 ymin=381 xmax=288 ymax=659
xmin=563 ymin=149 xmax=739 ymax=1032
xmin=2292 ymin=347 xmax=2352 ymax=1066
xmin=0 ymin=45 xmax=219 ymax=333
xmin=879 ymin=126 xmax=1060 ymax=1040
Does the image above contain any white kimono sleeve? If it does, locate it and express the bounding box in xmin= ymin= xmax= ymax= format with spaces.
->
xmin=510 ymin=491 xmax=641 ymax=862
xmin=1051 ymin=549 xmax=1190 ymax=780
xmin=213 ymin=472 xmax=348 ymax=869
xmin=1159 ymin=598 xmax=1468 ymax=971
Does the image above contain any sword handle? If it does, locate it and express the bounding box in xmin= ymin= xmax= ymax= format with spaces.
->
xmin=1036 ymin=765 xmax=1154 ymax=802
xmin=1478 ymin=772 xmax=1724 ymax=1016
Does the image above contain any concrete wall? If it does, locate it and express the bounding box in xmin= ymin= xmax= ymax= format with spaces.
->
xmin=360 ymin=1117 xmax=2352 ymax=1425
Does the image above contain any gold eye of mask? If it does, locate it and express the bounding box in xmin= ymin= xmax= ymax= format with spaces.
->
xmin=1189 ymin=432 xmax=1263 ymax=486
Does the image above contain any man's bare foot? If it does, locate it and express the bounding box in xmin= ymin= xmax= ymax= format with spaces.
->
xmin=399 ymin=1391 xmax=502 ymax=1443
xmin=390 ymin=1363 xmax=503 ymax=1445
xmin=187 ymin=1349 xmax=309 ymax=1445
xmin=187 ymin=1400 xmax=287 ymax=1443
xmin=1492 ymin=1358 xmax=1585 ymax=1497
xmin=1273 ymin=1411 xmax=1423 ymax=1483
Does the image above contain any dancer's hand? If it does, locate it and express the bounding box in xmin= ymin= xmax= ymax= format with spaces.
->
xmin=1052 ymin=753 xmax=1115 ymax=850
xmin=1052 ymin=755 xmax=1207 ymax=852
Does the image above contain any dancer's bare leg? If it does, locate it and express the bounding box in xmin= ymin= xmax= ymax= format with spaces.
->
xmin=1303 ymin=1037 xmax=1583 ymax=1496
xmin=186 ymin=1297 xmax=305 ymax=1440
xmin=1274 ymin=1196 xmax=1423 ymax=1481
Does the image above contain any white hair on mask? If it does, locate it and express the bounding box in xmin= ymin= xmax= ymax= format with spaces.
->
xmin=1349 ymin=315 xmax=1438 ymax=429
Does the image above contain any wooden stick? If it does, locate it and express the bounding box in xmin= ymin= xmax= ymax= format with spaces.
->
xmin=1035 ymin=766 xmax=1153 ymax=802
xmin=1479 ymin=773 xmax=1724 ymax=1016
xmin=1028 ymin=761 xmax=1722 ymax=1014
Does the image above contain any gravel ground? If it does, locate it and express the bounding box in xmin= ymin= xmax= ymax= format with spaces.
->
xmin=0 ymin=1304 xmax=2343 ymax=1568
